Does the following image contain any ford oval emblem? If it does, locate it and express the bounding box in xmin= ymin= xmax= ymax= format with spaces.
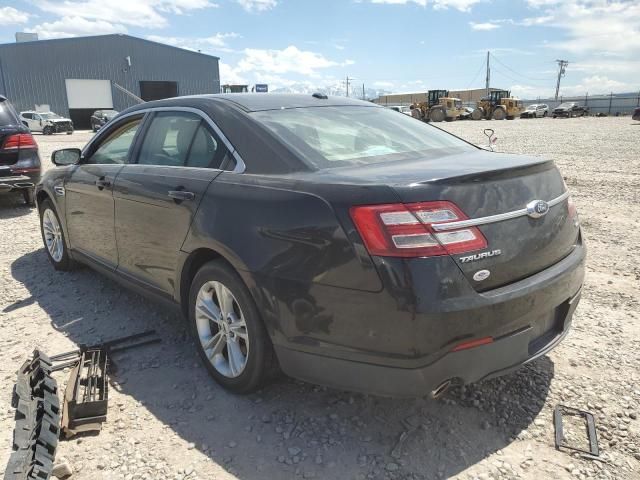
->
xmin=526 ymin=199 xmax=549 ymax=218
xmin=473 ymin=269 xmax=491 ymax=282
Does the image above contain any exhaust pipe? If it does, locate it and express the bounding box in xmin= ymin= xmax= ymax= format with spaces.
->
xmin=430 ymin=379 xmax=453 ymax=399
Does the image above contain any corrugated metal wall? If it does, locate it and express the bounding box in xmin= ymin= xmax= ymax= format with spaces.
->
xmin=0 ymin=34 xmax=220 ymax=116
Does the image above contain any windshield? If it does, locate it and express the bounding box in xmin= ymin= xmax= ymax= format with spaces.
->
xmin=103 ymin=110 xmax=118 ymax=118
xmin=252 ymin=105 xmax=474 ymax=169
xmin=40 ymin=112 xmax=63 ymax=119
xmin=526 ymin=104 xmax=537 ymax=109
xmin=558 ymin=103 xmax=574 ymax=109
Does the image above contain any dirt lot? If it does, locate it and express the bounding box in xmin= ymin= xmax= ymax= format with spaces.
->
xmin=1 ymin=117 xmax=639 ymax=480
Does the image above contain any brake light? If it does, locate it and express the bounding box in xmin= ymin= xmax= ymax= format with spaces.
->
xmin=350 ymin=201 xmax=487 ymax=257
xmin=3 ymin=133 xmax=37 ymax=150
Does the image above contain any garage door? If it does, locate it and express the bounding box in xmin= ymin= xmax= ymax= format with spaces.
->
xmin=65 ymin=79 xmax=113 ymax=109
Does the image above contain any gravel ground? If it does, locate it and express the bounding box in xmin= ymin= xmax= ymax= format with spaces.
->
xmin=1 ymin=117 xmax=639 ymax=480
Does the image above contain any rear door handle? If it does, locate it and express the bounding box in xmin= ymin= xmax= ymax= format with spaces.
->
xmin=168 ymin=190 xmax=195 ymax=201
xmin=95 ymin=177 xmax=111 ymax=189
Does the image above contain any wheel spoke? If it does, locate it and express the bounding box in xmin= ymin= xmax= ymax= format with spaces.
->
xmin=206 ymin=332 xmax=226 ymax=359
xmin=215 ymin=283 xmax=234 ymax=317
xmin=227 ymin=338 xmax=244 ymax=376
xmin=196 ymin=296 xmax=221 ymax=323
xmin=229 ymin=320 xmax=248 ymax=341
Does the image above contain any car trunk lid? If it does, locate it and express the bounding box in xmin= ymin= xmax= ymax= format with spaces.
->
xmin=334 ymin=149 xmax=580 ymax=291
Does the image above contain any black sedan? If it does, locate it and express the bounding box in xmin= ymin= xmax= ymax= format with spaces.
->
xmin=37 ymin=94 xmax=585 ymax=397
xmin=633 ymin=107 xmax=640 ymax=121
xmin=0 ymin=95 xmax=41 ymax=205
xmin=552 ymin=102 xmax=588 ymax=118
xmin=90 ymin=109 xmax=119 ymax=132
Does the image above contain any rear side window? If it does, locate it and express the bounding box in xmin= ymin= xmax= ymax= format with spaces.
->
xmin=0 ymin=101 xmax=20 ymax=126
xmin=137 ymin=111 xmax=230 ymax=169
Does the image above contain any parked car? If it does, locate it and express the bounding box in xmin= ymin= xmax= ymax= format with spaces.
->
xmin=90 ymin=109 xmax=119 ymax=132
xmin=521 ymin=104 xmax=549 ymax=118
xmin=552 ymin=103 xmax=588 ymax=118
xmin=387 ymin=105 xmax=412 ymax=116
xmin=38 ymin=94 xmax=584 ymax=397
xmin=20 ymin=111 xmax=74 ymax=135
xmin=0 ymin=96 xmax=41 ymax=205
xmin=633 ymin=107 xmax=640 ymax=121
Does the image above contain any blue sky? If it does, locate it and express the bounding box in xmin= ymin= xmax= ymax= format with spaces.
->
xmin=1 ymin=0 xmax=638 ymax=98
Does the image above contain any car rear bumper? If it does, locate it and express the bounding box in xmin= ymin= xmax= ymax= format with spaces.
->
xmin=0 ymin=173 xmax=39 ymax=193
xmin=271 ymin=242 xmax=585 ymax=397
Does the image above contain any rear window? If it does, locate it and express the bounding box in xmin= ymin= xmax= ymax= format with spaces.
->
xmin=252 ymin=106 xmax=474 ymax=169
xmin=0 ymin=99 xmax=20 ymax=126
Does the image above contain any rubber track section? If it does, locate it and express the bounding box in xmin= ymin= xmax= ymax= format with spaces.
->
xmin=4 ymin=350 xmax=60 ymax=480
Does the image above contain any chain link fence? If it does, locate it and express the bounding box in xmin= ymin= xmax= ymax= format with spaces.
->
xmin=523 ymin=92 xmax=640 ymax=116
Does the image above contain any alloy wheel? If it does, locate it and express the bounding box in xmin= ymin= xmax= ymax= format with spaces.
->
xmin=42 ymin=208 xmax=64 ymax=262
xmin=195 ymin=281 xmax=249 ymax=378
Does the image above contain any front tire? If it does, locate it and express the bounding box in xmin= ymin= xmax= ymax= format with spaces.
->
xmin=39 ymin=199 xmax=76 ymax=271
xmin=492 ymin=108 xmax=506 ymax=120
xmin=189 ymin=261 xmax=278 ymax=394
xmin=42 ymin=126 xmax=53 ymax=135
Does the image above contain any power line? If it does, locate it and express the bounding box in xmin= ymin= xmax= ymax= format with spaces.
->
xmin=465 ymin=57 xmax=487 ymax=90
xmin=489 ymin=52 xmax=555 ymax=83
xmin=490 ymin=64 xmax=552 ymax=88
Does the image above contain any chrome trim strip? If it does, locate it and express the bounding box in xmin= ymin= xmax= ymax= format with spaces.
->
xmin=84 ymin=106 xmax=246 ymax=174
xmin=431 ymin=190 xmax=571 ymax=232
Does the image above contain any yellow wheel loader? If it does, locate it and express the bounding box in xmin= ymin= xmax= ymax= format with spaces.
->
xmin=471 ymin=90 xmax=524 ymax=120
xmin=412 ymin=90 xmax=465 ymax=123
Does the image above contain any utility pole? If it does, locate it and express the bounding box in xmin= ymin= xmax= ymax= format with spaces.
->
xmin=362 ymin=83 xmax=365 ymax=100
xmin=555 ymin=60 xmax=569 ymax=100
xmin=343 ymin=76 xmax=355 ymax=97
xmin=485 ymin=51 xmax=490 ymax=96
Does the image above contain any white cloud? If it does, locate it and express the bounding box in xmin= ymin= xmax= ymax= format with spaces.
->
xmin=366 ymin=0 xmax=482 ymax=12
xmin=236 ymin=0 xmax=277 ymax=12
xmin=236 ymin=46 xmax=353 ymax=76
xmin=38 ymin=0 xmax=217 ymax=29
xmin=29 ymin=17 xmax=127 ymax=39
xmin=146 ymin=33 xmax=240 ymax=52
xmin=523 ymin=0 xmax=640 ymax=55
xmin=219 ymin=61 xmax=247 ymax=85
xmin=469 ymin=22 xmax=499 ymax=31
xmin=373 ymin=81 xmax=395 ymax=88
xmin=0 ymin=7 xmax=30 ymax=25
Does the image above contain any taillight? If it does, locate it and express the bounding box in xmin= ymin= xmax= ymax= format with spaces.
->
xmin=350 ymin=201 xmax=487 ymax=258
xmin=3 ymin=133 xmax=37 ymax=150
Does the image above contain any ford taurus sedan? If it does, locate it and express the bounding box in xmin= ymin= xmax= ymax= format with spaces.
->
xmin=36 ymin=94 xmax=585 ymax=397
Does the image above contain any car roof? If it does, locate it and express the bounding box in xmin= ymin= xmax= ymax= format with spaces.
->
xmin=132 ymin=93 xmax=378 ymax=113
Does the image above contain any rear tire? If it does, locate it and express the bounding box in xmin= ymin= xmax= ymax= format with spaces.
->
xmin=39 ymin=199 xmax=76 ymax=271
xmin=22 ymin=188 xmax=35 ymax=207
xmin=189 ymin=260 xmax=279 ymax=394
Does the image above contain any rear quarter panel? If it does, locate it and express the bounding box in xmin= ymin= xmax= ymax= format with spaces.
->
xmin=180 ymin=172 xmax=389 ymax=340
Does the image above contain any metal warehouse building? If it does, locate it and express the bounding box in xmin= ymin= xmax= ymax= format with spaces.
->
xmin=0 ymin=34 xmax=220 ymax=129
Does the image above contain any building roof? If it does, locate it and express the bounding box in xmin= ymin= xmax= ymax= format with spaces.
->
xmin=0 ymin=34 xmax=219 ymax=60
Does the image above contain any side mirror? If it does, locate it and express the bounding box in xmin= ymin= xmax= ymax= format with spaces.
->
xmin=52 ymin=148 xmax=81 ymax=166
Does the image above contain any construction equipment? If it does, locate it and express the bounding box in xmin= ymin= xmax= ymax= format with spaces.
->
xmin=471 ymin=90 xmax=524 ymax=121
xmin=411 ymin=90 xmax=465 ymax=123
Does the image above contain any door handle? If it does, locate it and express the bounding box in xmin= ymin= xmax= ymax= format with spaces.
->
xmin=95 ymin=177 xmax=111 ymax=190
xmin=168 ymin=190 xmax=195 ymax=201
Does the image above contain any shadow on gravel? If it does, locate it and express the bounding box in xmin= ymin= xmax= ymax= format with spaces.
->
xmin=0 ymin=195 xmax=33 ymax=219
xmin=11 ymin=249 xmax=553 ymax=480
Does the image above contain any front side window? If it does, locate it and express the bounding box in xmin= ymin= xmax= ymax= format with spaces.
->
xmin=252 ymin=106 xmax=474 ymax=169
xmin=87 ymin=118 xmax=142 ymax=165
xmin=137 ymin=111 xmax=229 ymax=169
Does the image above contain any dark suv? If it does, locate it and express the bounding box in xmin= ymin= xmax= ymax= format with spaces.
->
xmin=0 ymin=96 xmax=41 ymax=205
xmin=552 ymin=102 xmax=588 ymax=118
xmin=38 ymin=94 xmax=584 ymax=397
